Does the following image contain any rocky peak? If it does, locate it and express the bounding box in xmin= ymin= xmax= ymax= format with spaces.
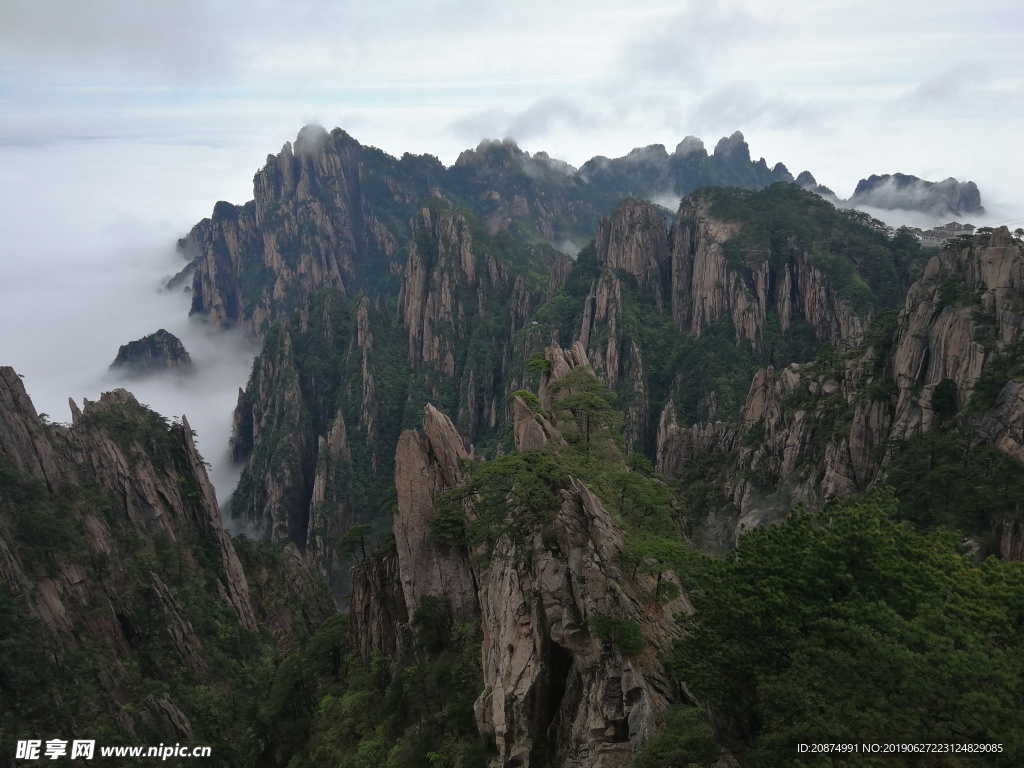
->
xmin=453 ymin=137 xmax=527 ymax=169
xmin=110 ymin=329 xmax=194 ymax=376
xmin=1 ymin=372 xmax=258 ymax=634
xmin=673 ymin=136 xmax=705 ymax=157
xmin=547 ymin=252 xmax=575 ymax=298
xmin=539 ymin=341 xmax=591 ymax=412
xmin=512 ymin=395 xmax=565 ymax=452
xmin=669 ymin=193 xmax=867 ymax=346
xmin=892 ymin=225 xmax=1024 ymax=434
xmin=392 ymin=405 xmax=477 ymax=621
xmin=849 ymin=173 xmax=984 ymax=217
xmin=345 ymin=387 xmax=690 ymax=764
xmin=595 ymin=198 xmax=669 ymax=309
xmin=712 ymin=130 xmax=752 ymax=165
xmin=0 ymin=367 xmax=63 ymax=490
xmin=795 ymin=170 xmax=837 ymax=198
xmin=474 ymin=477 xmax=686 ymax=767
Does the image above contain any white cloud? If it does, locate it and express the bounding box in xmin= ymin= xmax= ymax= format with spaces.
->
xmin=622 ymin=0 xmax=767 ymax=85
xmin=687 ymin=84 xmax=824 ymax=136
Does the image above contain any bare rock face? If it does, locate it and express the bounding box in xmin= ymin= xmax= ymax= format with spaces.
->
xmin=182 ymin=128 xmax=613 ymax=337
xmin=539 ymin=341 xmax=591 ymax=412
xmin=183 ymin=127 xmax=386 ymax=336
xmin=143 ymin=693 xmax=195 ymax=741
xmin=595 ymin=198 xmax=669 ymax=310
xmin=398 ymin=204 xmax=544 ymax=442
xmin=0 ymin=368 xmax=340 ymax=748
xmin=657 ymin=228 xmax=1024 ymax=553
xmin=891 ymin=226 xmax=1024 ymax=439
xmin=353 ymin=401 xmax=683 ymax=765
xmin=149 ymin=572 xmax=207 ymax=674
xmin=306 ymin=411 xmax=355 ymax=583
xmin=548 ymin=252 xmax=575 ymax=299
xmin=512 ymin=395 xmax=565 ymax=452
xmin=0 ymin=368 xmax=265 ymax=730
xmin=183 ymin=200 xmax=263 ymax=332
xmin=59 ymin=392 xmax=258 ymax=632
xmin=0 ymin=367 xmax=63 ymax=490
xmin=232 ymin=328 xmax=312 ymax=543
xmin=399 ymin=207 xmax=476 ymax=377
xmin=474 ymin=477 xmax=685 ymax=767
xmin=580 ymin=273 xmax=624 ymax=389
xmin=392 ymin=404 xmax=479 ymax=621
xmin=354 ymin=296 xmax=381 ymax=447
xmin=110 ymin=329 xmax=194 ymax=376
xmin=670 ymin=198 xmax=865 ymax=346
xmin=349 ymin=549 xmax=410 ymax=662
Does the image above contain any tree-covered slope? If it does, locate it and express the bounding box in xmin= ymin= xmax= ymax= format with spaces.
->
xmin=0 ymin=368 xmax=334 ymax=765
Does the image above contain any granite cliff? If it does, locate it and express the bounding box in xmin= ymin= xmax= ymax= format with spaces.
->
xmin=0 ymin=367 xmax=333 ymax=760
xmin=657 ymin=227 xmax=1024 ymax=554
xmin=178 ymin=127 xmax=614 ymax=336
xmin=351 ymin=350 xmax=688 ymax=767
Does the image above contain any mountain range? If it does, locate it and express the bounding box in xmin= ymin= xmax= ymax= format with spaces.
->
xmin=2 ymin=125 xmax=1020 ymax=768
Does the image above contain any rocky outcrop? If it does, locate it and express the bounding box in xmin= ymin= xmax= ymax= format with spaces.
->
xmin=670 ymin=196 xmax=865 ymax=346
xmin=594 ymin=198 xmax=669 ymax=309
xmin=110 ymin=329 xmax=194 ymax=375
xmin=579 ymin=131 xmax=793 ymax=201
xmin=539 ymin=341 xmax=592 ymax=412
xmin=63 ymin=391 xmax=257 ymax=632
xmin=349 ymin=548 xmax=410 ymax=661
xmin=392 ymin=404 xmax=478 ymax=621
xmin=849 ymin=173 xmax=984 ymax=217
xmin=474 ymin=476 xmax=685 ymax=768
xmin=890 ymin=226 xmax=1024 ymax=439
xmin=794 ymin=171 xmax=837 ymax=199
xmin=398 ymin=202 xmax=548 ymax=443
xmin=181 ymin=128 xmax=615 ymax=337
xmin=450 ymin=139 xmax=616 ymax=243
xmin=0 ymin=367 xmax=332 ymax=745
xmin=352 ymin=398 xmax=685 ymax=766
xmin=399 ymin=206 xmax=479 ymax=377
xmin=657 ymin=228 xmax=1024 ymax=552
xmin=548 ymin=252 xmax=575 ymax=299
xmin=512 ymin=395 xmax=565 ymax=452
xmin=0 ymin=367 xmax=63 ymax=490
xmin=579 ymin=273 xmax=625 ymax=388
xmin=231 ymin=326 xmax=313 ymax=544
xmin=306 ymin=410 xmax=355 ymax=585
xmin=183 ymin=127 xmax=393 ymax=335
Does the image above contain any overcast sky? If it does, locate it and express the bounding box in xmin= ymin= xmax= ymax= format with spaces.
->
xmin=1 ymin=0 xmax=1022 ymax=495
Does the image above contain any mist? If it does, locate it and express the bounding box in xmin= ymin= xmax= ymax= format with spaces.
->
xmin=0 ymin=139 xmax=260 ymax=505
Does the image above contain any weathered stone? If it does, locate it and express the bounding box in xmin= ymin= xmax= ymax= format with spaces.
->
xmin=109 ymin=329 xmax=194 ymax=376
xmin=392 ymin=406 xmax=478 ymax=621
xmin=656 ymin=228 xmax=1024 ymax=555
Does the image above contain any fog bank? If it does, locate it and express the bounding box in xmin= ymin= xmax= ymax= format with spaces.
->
xmin=0 ymin=140 xmax=260 ymax=504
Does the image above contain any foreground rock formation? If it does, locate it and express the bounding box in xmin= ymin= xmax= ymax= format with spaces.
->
xmin=353 ymin=345 xmax=688 ymax=767
xmin=0 ymin=367 xmax=332 ymax=745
